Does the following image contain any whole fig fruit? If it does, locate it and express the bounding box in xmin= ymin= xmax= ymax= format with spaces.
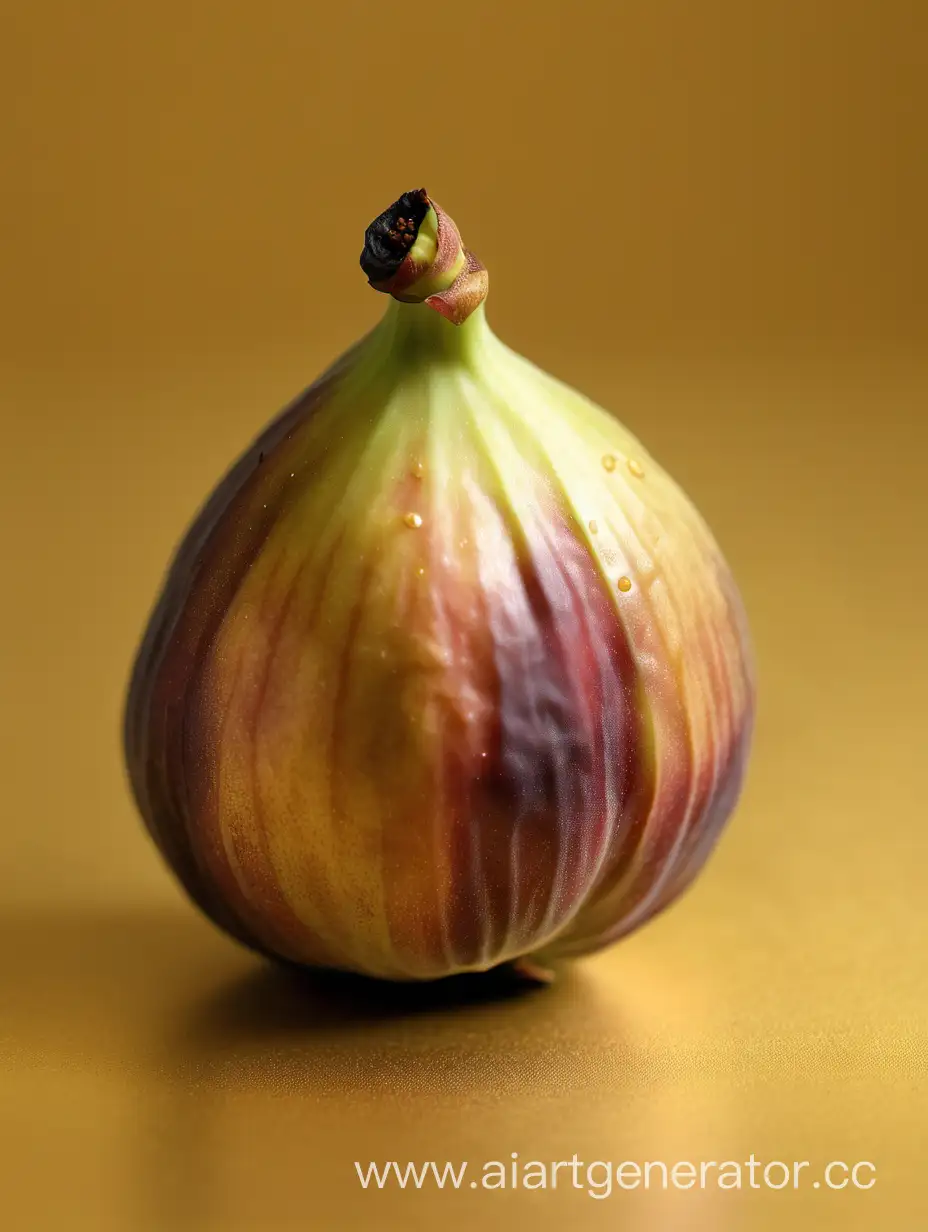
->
xmin=125 ymin=190 xmax=755 ymax=981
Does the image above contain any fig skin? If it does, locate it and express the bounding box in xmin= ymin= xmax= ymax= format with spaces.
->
xmin=124 ymin=292 xmax=755 ymax=982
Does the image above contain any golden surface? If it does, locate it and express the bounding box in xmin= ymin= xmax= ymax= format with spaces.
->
xmin=1 ymin=1 xmax=926 ymax=1228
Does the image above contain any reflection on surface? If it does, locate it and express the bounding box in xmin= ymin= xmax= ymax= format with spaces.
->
xmin=1 ymin=908 xmax=742 ymax=1230
xmin=1 ymin=907 xmax=610 ymax=1087
xmin=2 ymin=901 xmax=925 ymax=1229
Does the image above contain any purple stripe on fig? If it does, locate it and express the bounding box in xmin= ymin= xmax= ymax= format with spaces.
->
xmin=185 ymin=526 xmax=351 ymax=962
xmin=124 ymin=355 xmax=356 ymax=955
xmin=399 ymin=461 xmax=653 ymax=971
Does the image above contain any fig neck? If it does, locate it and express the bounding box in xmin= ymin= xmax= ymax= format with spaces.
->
xmin=372 ymin=298 xmax=494 ymax=371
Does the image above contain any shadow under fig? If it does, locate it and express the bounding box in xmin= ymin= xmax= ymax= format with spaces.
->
xmin=1 ymin=905 xmax=598 ymax=1088
xmin=154 ymin=927 xmax=606 ymax=1230
xmin=191 ymin=953 xmax=556 ymax=1037
xmin=169 ymin=944 xmax=598 ymax=1099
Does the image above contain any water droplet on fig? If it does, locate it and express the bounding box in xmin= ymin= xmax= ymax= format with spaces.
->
xmin=416 ymin=566 xmax=426 ymax=576
xmin=411 ymin=460 xmax=425 ymax=479
xmin=602 ymin=454 xmax=617 ymax=472
xmin=627 ymin=458 xmax=645 ymax=478
xmin=617 ymin=576 xmax=633 ymax=592
xmin=588 ymin=519 xmax=599 ymax=534
xmin=404 ymin=512 xmax=423 ymax=529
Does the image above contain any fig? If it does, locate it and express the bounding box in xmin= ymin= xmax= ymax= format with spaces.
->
xmin=124 ymin=189 xmax=755 ymax=981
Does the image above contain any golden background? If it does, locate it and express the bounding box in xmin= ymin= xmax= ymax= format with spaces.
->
xmin=1 ymin=1 xmax=925 ymax=1228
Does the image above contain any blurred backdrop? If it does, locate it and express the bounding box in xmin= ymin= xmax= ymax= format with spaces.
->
xmin=1 ymin=3 xmax=926 ymax=1230
xmin=1 ymin=0 xmax=924 ymax=906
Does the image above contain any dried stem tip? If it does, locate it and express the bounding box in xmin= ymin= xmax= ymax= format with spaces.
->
xmin=360 ymin=187 xmax=488 ymax=326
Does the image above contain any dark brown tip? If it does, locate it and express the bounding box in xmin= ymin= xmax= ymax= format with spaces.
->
xmin=360 ymin=188 xmax=431 ymax=284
